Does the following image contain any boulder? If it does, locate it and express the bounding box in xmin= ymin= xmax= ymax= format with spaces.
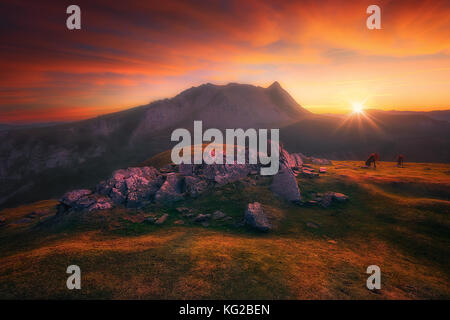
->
xmin=270 ymin=166 xmax=302 ymax=202
xmin=244 ymin=202 xmax=272 ymax=232
xmin=155 ymin=173 xmax=184 ymax=203
xmin=184 ymin=176 xmax=208 ymax=197
xmin=96 ymin=166 xmax=162 ymax=207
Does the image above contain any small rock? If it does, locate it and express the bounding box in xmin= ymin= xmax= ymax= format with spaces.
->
xmin=0 ymin=216 xmax=6 ymax=226
xmin=155 ymin=213 xmax=168 ymax=225
xmin=333 ymin=192 xmax=349 ymax=202
xmin=319 ymin=167 xmax=327 ymax=173
xmin=176 ymin=207 xmax=191 ymax=213
xmin=143 ymin=216 xmax=157 ymax=224
xmin=212 ymin=210 xmax=226 ymax=220
xmin=194 ymin=214 xmax=211 ymax=223
xmin=244 ymin=202 xmax=272 ymax=232
xmin=328 ymin=240 xmax=337 ymax=244
xmin=305 ymin=200 xmax=318 ymax=206
xmin=306 ymin=222 xmax=320 ymax=229
xmin=320 ymin=192 xmax=334 ymax=208
xmin=174 ymin=220 xmax=184 ymax=225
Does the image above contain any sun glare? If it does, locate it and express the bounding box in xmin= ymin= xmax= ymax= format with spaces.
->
xmin=351 ymin=102 xmax=364 ymax=114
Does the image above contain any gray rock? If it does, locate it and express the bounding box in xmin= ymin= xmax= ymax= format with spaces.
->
xmin=176 ymin=207 xmax=191 ymax=213
xmin=155 ymin=173 xmax=184 ymax=203
xmin=184 ymin=176 xmax=208 ymax=197
xmin=88 ymin=196 xmax=114 ymax=211
xmin=96 ymin=166 xmax=162 ymax=207
xmin=332 ymin=192 xmax=349 ymax=202
xmin=155 ymin=213 xmax=168 ymax=225
xmin=60 ymin=189 xmax=92 ymax=206
xmin=212 ymin=210 xmax=226 ymax=220
xmin=244 ymin=202 xmax=272 ymax=232
xmin=270 ymin=167 xmax=301 ymax=202
xmin=194 ymin=213 xmax=211 ymax=223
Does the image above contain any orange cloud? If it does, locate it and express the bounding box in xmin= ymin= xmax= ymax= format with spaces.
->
xmin=0 ymin=0 xmax=449 ymax=122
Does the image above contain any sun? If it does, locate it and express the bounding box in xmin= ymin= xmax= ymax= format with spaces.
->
xmin=351 ymin=102 xmax=365 ymax=114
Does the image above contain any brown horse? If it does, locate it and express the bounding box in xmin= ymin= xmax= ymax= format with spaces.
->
xmin=365 ymin=153 xmax=379 ymax=168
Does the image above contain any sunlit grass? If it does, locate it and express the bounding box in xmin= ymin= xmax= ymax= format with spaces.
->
xmin=0 ymin=161 xmax=449 ymax=299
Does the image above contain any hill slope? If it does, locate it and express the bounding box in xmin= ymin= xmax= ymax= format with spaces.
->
xmin=0 ymin=160 xmax=448 ymax=299
xmin=0 ymin=82 xmax=308 ymax=208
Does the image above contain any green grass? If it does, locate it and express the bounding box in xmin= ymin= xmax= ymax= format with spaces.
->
xmin=0 ymin=161 xmax=449 ymax=299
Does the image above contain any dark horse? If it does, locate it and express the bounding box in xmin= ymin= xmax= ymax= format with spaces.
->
xmin=365 ymin=153 xmax=379 ymax=168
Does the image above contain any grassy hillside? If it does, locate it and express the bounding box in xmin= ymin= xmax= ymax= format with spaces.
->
xmin=0 ymin=160 xmax=448 ymax=299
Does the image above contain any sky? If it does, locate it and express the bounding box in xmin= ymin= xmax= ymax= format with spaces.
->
xmin=0 ymin=0 xmax=449 ymax=123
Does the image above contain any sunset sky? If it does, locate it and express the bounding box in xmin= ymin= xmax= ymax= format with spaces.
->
xmin=0 ymin=0 xmax=449 ymax=123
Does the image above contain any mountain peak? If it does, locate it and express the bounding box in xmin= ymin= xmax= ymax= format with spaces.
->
xmin=268 ymin=81 xmax=282 ymax=89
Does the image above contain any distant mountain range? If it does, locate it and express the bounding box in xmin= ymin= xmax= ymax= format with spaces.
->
xmin=0 ymin=82 xmax=449 ymax=208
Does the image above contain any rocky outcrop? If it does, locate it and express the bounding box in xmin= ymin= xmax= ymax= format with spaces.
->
xmin=244 ymin=202 xmax=272 ymax=232
xmin=97 ymin=167 xmax=163 ymax=207
xmin=56 ymin=145 xmax=335 ymax=214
